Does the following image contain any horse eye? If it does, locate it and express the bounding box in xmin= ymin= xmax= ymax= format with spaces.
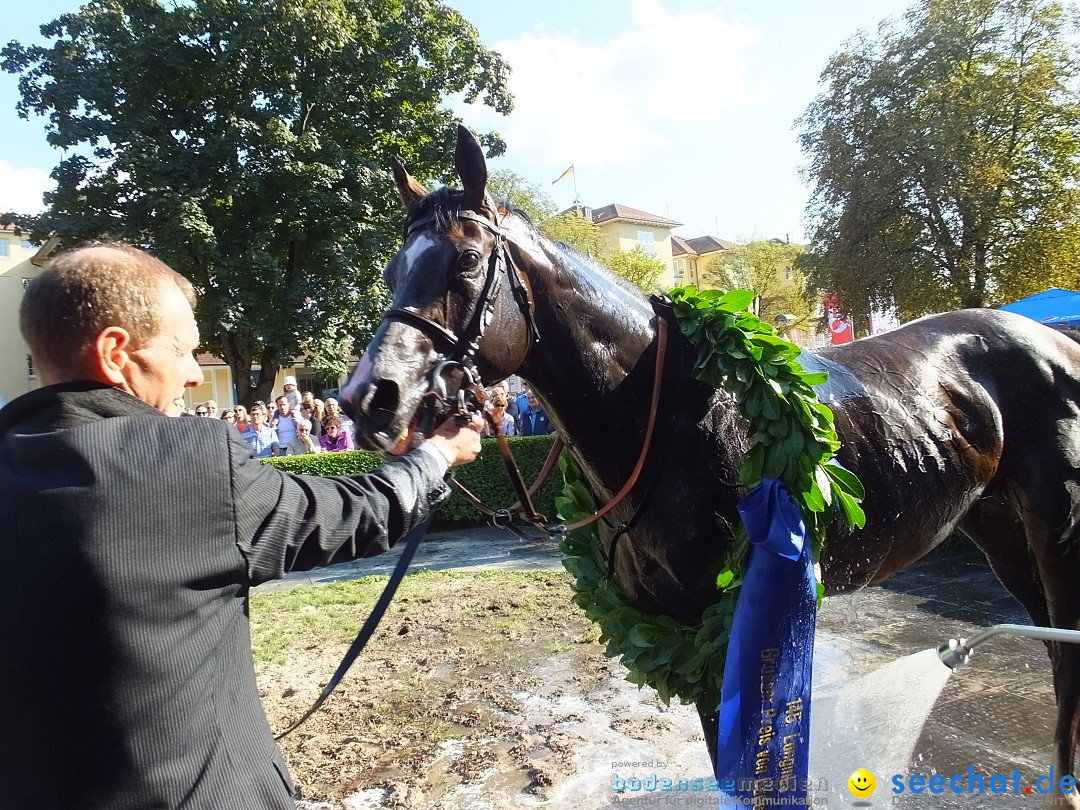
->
xmin=458 ymin=250 xmax=482 ymax=271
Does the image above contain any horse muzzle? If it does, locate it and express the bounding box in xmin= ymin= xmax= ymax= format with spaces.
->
xmin=345 ymin=360 xmax=480 ymax=455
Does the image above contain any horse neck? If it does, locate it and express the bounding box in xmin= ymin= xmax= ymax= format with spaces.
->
xmin=510 ymin=225 xmax=659 ymax=485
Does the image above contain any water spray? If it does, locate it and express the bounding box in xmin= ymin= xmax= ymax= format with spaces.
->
xmin=938 ymin=624 xmax=1080 ymax=669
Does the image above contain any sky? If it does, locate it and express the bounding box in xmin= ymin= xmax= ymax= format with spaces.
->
xmin=1 ymin=0 xmax=914 ymax=243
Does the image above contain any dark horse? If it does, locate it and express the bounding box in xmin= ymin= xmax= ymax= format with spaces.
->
xmin=342 ymin=127 xmax=1080 ymax=799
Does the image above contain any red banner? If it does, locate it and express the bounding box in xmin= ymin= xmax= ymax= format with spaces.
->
xmin=825 ymin=294 xmax=854 ymax=345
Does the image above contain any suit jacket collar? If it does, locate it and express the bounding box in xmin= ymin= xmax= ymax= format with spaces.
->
xmin=0 ymin=381 xmax=164 ymax=437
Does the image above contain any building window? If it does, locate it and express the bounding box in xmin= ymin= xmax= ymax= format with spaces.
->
xmin=20 ymin=240 xmax=33 ymax=250
xmin=27 ymin=354 xmax=35 ymax=379
xmin=0 ymin=240 xmax=8 ymax=258
xmin=673 ymin=259 xmax=684 ymax=281
xmin=637 ymin=231 xmax=656 ymax=255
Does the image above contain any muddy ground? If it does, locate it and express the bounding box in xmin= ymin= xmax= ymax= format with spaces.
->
xmin=252 ymin=570 xmax=710 ymax=810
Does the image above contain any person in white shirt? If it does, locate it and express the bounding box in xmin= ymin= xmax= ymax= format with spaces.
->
xmin=270 ymin=396 xmax=298 ymax=452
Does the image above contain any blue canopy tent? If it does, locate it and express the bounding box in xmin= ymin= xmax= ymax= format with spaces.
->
xmin=999 ymin=287 xmax=1080 ymax=329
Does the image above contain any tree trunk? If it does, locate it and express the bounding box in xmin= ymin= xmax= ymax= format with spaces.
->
xmin=217 ymin=332 xmax=280 ymax=408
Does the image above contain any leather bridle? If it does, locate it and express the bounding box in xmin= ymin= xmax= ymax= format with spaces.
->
xmin=383 ymin=204 xmax=670 ymax=540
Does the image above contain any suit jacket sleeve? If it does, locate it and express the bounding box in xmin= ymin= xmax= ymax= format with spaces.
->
xmin=227 ymin=431 xmax=450 ymax=585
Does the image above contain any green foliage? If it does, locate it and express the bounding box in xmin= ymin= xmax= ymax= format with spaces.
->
xmin=798 ymin=0 xmax=1080 ymax=319
xmin=671 ymin=286 xmax=865 ymax=550
xmin=263 ymin=435 xmax=563 ymax=526
xmin=538 ymin=210 xmax=608 ymax=257
xmin=1 ymin=0 xmax=512 ymax=404
xmin=558 ymin=286 xmax=865 ymax=710
xmin=486 ymin=169 xmax=557 ymax=223
xmin=703 ymin=240 xmax=813 ymax=332
xmin=557 ymin=452 xmax=730 ymax=712
xmin=605 ymin=245 xmax=667 ymax=293
xmin=262 ymin=449 xmax=383 ymax=477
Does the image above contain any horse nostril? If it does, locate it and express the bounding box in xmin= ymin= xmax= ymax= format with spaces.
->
xmin=364 ymin=379 xmax=401 ymax=431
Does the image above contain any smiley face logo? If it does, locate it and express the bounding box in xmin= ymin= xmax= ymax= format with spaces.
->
xmin=848 ymin=768 xmax=876 ymax=797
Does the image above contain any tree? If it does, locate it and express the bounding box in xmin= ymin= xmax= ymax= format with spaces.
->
xmin=703 ymin=240 xmax=813 ymax=329
xmin=2 ymin=0 xmax=511 ymax=404
xmin=486 ymin=169 xmax=557 ymax=223
xmin=538 ymin=211 xmax=666 ymax=292
xmin=605 ymin=246 xmax=667 ymax=293
xmin=798 ymin=0 xmax=1080 ymax=323
xmin=538 ymin=210 xmax=608 ymax=257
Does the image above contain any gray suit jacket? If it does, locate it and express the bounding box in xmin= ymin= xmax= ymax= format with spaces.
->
xmin=0 ymin=383 xmax=449 ymax=809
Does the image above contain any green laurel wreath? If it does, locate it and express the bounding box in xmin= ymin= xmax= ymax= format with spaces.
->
xmin=557 ymin=286 xmax=866 ymax=713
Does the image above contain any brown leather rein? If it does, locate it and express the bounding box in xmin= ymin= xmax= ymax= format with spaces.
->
xmin=449 ymin=315 xmax=670 ymax=539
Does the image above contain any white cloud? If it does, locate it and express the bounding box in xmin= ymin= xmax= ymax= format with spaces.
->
xmin=0 ymin=161 xmax=52 ymax=215
xmin=456 ymin=0 xmax=759 ymax=172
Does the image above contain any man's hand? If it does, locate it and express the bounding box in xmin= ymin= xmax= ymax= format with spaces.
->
xmin=425 ymin=412 xmax=484 ymax=467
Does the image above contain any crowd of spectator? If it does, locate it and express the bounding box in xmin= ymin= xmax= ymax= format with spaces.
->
xmin=178 ymin=376 xmax=553 ymax=459
xmin=482 ymin=380 xmax=553 ymax=438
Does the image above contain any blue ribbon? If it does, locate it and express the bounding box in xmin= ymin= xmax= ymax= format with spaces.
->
xmin=716 ymin=478 xmax=817 ymax=805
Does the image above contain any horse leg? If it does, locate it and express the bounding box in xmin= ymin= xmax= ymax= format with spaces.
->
xmin=698 ymin=709 xmax=718 ymax=774
xmin=1004 ymin=473 xmax=1080 ymax=809
xmin=962 ymin=489 xmax=1080 ymax=809
xmin=959 ymin=495 xmax=1049 ymax=629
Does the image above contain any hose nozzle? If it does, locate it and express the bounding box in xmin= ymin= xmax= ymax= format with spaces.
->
xmin=938 ymin=637 xmax=971 ymax=669
xmin=938 ymin=624 xmax=1080 ymax=670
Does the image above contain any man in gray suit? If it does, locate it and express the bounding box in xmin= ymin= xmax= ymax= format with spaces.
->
xmin=0 ymin=244 xmax=482 ymax=809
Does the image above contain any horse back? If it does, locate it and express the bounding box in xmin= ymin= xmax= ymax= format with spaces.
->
xmin=806 ymin=308 xmax=1080 ymax=590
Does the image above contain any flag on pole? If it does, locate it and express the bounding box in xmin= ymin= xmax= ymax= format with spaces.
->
xmin=552 ymin=164 xmax=575 ymax=185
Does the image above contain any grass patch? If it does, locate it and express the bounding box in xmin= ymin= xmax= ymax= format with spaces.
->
xmin=250 ymin=569 xmax=576 ymax=665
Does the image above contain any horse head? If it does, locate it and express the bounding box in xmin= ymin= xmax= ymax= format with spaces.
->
xmin=342 ymin=125 xmax=536 ymax=454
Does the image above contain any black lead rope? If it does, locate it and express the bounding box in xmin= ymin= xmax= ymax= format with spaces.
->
xmin=275 ymin=516 xmax=432 ymax=739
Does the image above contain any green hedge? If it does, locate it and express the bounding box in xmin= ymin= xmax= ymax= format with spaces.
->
xmin=263 ymin=435 xmax=563 ymax=529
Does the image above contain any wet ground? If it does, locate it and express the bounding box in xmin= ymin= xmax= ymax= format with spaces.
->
xmin=816 ymin=542 xmax=1058 ymax=809
xmin=259 ymin=531 xmax=1062 ymax=809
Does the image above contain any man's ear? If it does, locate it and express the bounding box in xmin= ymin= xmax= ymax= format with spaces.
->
xmin=93 ymin=326 xmax=135 ymax=388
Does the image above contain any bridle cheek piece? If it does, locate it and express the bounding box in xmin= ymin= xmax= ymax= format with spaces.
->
xmin=383 ymin=208 xmax=540 ymax=405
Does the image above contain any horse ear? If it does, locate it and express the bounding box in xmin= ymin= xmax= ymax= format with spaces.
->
xmin=454 ymin=125 xmax=489 ymax=211
xmin=391 ymin=159 xmax=428 ymax=210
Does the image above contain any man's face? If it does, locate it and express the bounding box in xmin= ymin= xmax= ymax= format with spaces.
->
xmin=276 ymin=397 xmax=290 ymax=414
xmin=250 ymin=406 xmax=266 ymax=426
xmin=325 ymin=398 xmax=339 ymax=415
xmin=125 ymin=282 xmax=203 ymax=415
xmin=526 ymin=391 xmax=539 ymax=410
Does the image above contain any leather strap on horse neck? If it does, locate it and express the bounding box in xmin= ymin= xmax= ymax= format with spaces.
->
xmin=451 ymin=312 xmax=670 ymax=538
xmin=562 ymin=314 xmax=668 ymax=533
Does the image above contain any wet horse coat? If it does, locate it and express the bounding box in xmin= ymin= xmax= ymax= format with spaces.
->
xmin=343 ymin=127 xmax=1080 ymax=798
